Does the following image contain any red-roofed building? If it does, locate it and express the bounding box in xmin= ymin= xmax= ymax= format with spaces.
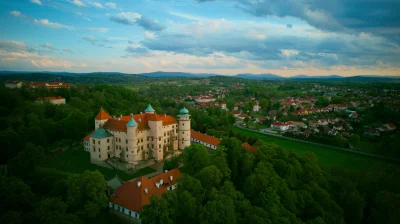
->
xmin=242 ymin=142 xmax=258 ymax=154
xmin=29 ymin=82 xmax=70 ymax=89
xmin=271 ymin=121 xmax=292 ymax=131
xmin=190 ymin=130 xmax=221 ymax=150
xmin=83 ymin=130 xmax=95 ymax=151
xmin=84 ymin=105 xmax=191 ymax=168
xmin=5 ymin=80 xmax=22 ymax=89
xmin=109 ymin=169 xmax=181 ymax=220
xmin=35 ymin=96 xmax=66 ymax=105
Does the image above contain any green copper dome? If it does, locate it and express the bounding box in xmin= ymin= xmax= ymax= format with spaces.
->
xmin=178 ymin=107 xmax=190 ymax=117
xmin=126 ymin=116 xmax=138 ymax=127
xmin=91 ymin=128 xmax=113 ymax=139
xmin=144 ymin=104 xmax=155 ymax=113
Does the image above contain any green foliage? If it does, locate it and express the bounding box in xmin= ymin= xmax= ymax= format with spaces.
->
xmin=141 ymin=196 xmax=174 ymax=224
xmin=36 ymin=197 xmax=81 ymax=224
xmin=163 ymin=155 xmax=181 ymax=171
xmin=66 ymin=171 xmax=108 ymax=219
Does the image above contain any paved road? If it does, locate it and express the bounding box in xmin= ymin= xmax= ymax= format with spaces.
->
xmin=234 ymin=125 xmax=400 ymax=163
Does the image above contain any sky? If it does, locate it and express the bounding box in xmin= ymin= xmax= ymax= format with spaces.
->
xmin=0 ymin=0 xmax=399 ymax=77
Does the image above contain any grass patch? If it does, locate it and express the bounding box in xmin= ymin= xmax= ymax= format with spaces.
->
xmin=121 ymin=85 xmax=139 ymax=92
xmin=233 ymin=127 xmax=396 ymax=172
xmin=42 ymin=146 xmax=156 ymax=181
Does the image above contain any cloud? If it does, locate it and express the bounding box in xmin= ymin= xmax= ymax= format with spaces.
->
xmin=68 ymin=0 xmax=86 ymax=7
xmin=136 ymin=16 xmax=166 ymax=31
xmin=105 ymin=2 xmax=117 ymax=9
xmin=110 ymin=12 xmax=166 ymax=31
xmin=81 ymin=35 xmax=113 ymax=47
xmin=0 ymin=41 xmax=33 ymax=52
xmin=125 ymin=44 xmax=149 ymax=54
xmin=34 ymin=19 xmax=74 ymax=30
xmin=110 ymin=12 xmax=142 ymax=25
xmin=87 ymin=27 xmax=109 ymax=32
xmin=286 ymin=24 xmax=293 ymax=28
xmin=76 ymin=12 xmax=82 ymax=16
xmin=30 ymin=0 xmax=42 ymax=5
xmin=145 ymin=31 xmax=154 ymax=39
xmin=63 ymin=48 xmax=74 ymax=54
xmin=10 ymin=11 xmax=24 ymax=17
xmin=40 ymin=43 xmax=57 ymax=51
xmin=90 ymin=2 xmax=103 ymax=8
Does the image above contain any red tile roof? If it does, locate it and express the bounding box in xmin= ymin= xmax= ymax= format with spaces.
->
xmin=83 ymin=130 xmax=95 ymax=141
xmin=102 ymin=113 xmax=177 ymax=132
xmin=109 ymin=169 xmax=181 ymax=213
xmin=95 ymin=108 xmax=113 ymax=120
xmin=242 ymin=142 xmax=258 ymax=154
xmin=36 ymin=96 xmax=65 ymax=101
xmin=190 ymin=130 xmax=221 ymax=146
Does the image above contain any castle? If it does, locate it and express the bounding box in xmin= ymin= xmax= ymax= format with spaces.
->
xmin=83 ymin=104 xmax=191 ymax=167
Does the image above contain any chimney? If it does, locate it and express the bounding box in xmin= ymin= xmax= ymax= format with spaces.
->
xmin=140 ymin=112 xmax=142 ymax=115
xmin=120 ymin=115 xmax=122 ymax=118
xmin=144 ymin=188 xmax=148 ymax=194
xmin=164 ymin=170 xmax=168 ymax=173
xmin=156 ymin=183 xmax=160 ymax=188
xmin=139 ymin=118 xmax=141 ymax=122
xmin=170 ymin=176 xmax=173 ymax=181
xmin=160 ymin=179 xmax=164 ymax=185
xmin=137 ymin=181 xmax=141 ymax=187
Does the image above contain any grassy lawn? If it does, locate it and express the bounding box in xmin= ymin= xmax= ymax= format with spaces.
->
xmin=121 ymin=85 xmax=139 ymax=92
xmin=43 ymin=146 xmax=156 ymax=181
xmin=233 ymin=127 xmax=397 ymax=172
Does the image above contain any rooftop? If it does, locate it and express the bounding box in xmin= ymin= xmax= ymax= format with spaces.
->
xmin=191 ymin=130 xmax=221 ymax=146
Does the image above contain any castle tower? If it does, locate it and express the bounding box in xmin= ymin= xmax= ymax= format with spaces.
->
xmin=178 ymin=107 xmax=191 ymax=150
xmin=95 ymin=107 xmax=112 ymax=130
xmin=126 ymin=115 xmax=138 ymax=165
xmin=144 ymin=104 xmax=155 ymax=114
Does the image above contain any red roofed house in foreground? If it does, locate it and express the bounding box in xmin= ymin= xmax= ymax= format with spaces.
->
xmin=35 ymin=96 xmax=66 ymax=105
xmin=109 ymin=169 xmax=181 ymax=220
xmin=82 ymin=105 xmax=191 ymax=168
xmin=5 ymin=80 xmax=23 ymax=89
xmin=242 ymin=142 xmax=258 ymax=154
xmin=190 ymin=130 xmax=221 ymax=150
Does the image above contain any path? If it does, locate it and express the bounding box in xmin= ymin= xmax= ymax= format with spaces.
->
xmin=234 ymin=125 xmax=400 ymax=163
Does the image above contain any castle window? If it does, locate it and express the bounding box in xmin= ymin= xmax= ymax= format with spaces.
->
xmin=107 ymin=139 xmax=109 ymax=143
xmin=164 ymin=140 xmax=166 ymax=143
xmin=126 ymin=140 xmax=128 ymax=144
xmin=126 ymin=148 xmax=128 ymax=152
xmin=92 ymin=139 xmax=95 ymax=144
xmin=183 ymin=123 xmax=184 ymax=126
xmin=126 ymin=155 xmax=128 ymax=158
xmin=141 ymin=139 xmax=143 ymax=143
xmin=147 ymin=144 xmax=149 ymax=148
xmin=119 ymin=146 xmax=121 ymax=150
xmin=98 ymin=141 xmax=100 ymax=144
xmin=141 ymin=146 xmax=143 ymax=150
xmin=98 ymin=148 xmax=100 ymax=152
xmin=108 ymin=146 xmax=110 ymax=150
xmin=152 ymin=144 xmax=154 ymax=148
xmin=159 ymin=144 xmax=161 ymax=149
xmin=119 ymin=139 xmax=121 ymax=143
xmin=164 ymin=133 xmax=166 ymax=136
xmin=93 ymin=148 xmax=95 ymax=152
xmin=99 ymin=155 xmax=101 ymax=158
xmin=159 ymin=137 xmax=161 ymax=141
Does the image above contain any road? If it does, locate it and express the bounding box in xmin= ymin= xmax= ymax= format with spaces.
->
xmin=234 ymin=124 xmax=400 ymax=163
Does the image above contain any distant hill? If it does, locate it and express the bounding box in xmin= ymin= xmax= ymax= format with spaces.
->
xmin=289 ymin=75 xmax=344 ymax=79
xmin=234 ymin=73 xmax=283 ymax=80
xmin=138 ymin=71 xmax=217 ymax=78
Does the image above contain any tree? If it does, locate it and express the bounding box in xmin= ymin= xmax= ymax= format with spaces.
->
xmin=163 ymin=155 xmax=181 ymax=171
xmin=9 ymin=143 xmax=45 ymax=178
xmin=201 ymin=196 xmax=237 ymax=224
xmin=211 ymin=147 xmax=231 ymax=180
xmin=66 ymin=171 xmax=108 ymax=219
xmin=36 ymin=197 xmax=81 ymax=224
xmin=196 ymin=165 xmax=223 ymax=190
xmin=141 ymin=196 xmax=173 ymax=224
xmin=182 ymin=144 xmax=210 ymax=175
xmin=369 ymin=191 xmax=400 ymax=224
xmin=349 ymin=134 xmax=360 ymax=149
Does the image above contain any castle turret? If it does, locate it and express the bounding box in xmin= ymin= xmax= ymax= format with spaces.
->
xmin=126 ymin=115 xmax=138 ymax=164
xmin=145 ymin=104 xmax=155 ymax=114
xmin=178 ymin=107 xmax=191 ymax=150
xmin=95 ymin=107 xmax=112 ymax=130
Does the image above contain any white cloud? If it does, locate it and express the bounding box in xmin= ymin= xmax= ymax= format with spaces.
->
xmin=84 ymin=17 xmax=91 ymax=21
xmin=63 ymin=48 xmax=74 ymax=54
xmin=105 ymin=2 xmax=117 ymax=9
xmin=281 ymin=49 xmax=300 ymax=57
xmin=34 ymin=19 xmax=74 ymax=30
xmin=10 ymin=11 xmax=23 ymax=17
xmin=69 ymin=0 xmax=86 ymax=7
xmin=30 ymin=0 xmax=42 ymax=5
xmin=87 ymin=27 xmax=109 ymax=32
xmin=91 ymin=2 xmax=103 ymax=8
xmin=110 ymin=12 xmax=142 ymax=25
xmin=40 ymin=43 xmax=57 ymax=50
xmin=145 ymin=31 xmax=154 ymax=39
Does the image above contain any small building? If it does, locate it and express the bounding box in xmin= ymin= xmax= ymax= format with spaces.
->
xmin=29 ymin=82 xmax=70 ymax=89
xmin=83 ymin=130 xmax=95 ymax=151
xmin=190 ymin=130 xmax=221 ymax=150
xmin=255 ymin=116 xmax=265 ymax=124
xmin=242 ymin=142 xmax=258 ymax=154
xmin=35 ymin=96 xmax=66 ymax=105
xmin=253 ymin=101 xmax=260 ymax=112
xmin=5 ymin=80 xmax=22 ymax=89
xmin=109 ymin=169 xmax=181 ymax=221
xmin=271 ymin=121 xmax=292 ymax=131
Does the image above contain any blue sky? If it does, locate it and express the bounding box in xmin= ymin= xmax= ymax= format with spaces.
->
xmin=0 ymin=0 xmax=399 ymax=76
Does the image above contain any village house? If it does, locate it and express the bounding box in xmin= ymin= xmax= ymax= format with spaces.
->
xmin=5 ymin=80 xmax=23 ymax=89
xmin=255 ymin=116 xmax=265 ymax=124
xmin=215 ymin=101 xmax=227 ymax=110
xmin=82 ymin=105 xmax=191 ymax=168
xmin=109 ymin=169 xmax=181 ymax=221
xmin=271 ymin=121 xmax=292 ymax=131
xmin=242 ymin=142 xmax=258 ymax=154
xmin=253 ymin=101 xmax=261 ymax=112
xmin=35 ymin=96 xmax=66 ymax=105
xmin=291 ymin=121 xmax=307 ymax=129
xmin=29 ymin=81 xmax=71 ymax=89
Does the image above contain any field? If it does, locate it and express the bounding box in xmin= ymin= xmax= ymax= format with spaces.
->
xmin=233 ymin=127 xmax=397 ymax=172
xmin=42 ymin=146 xmax=156 ymax=181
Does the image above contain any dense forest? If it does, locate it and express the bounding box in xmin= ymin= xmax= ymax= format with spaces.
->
xmin=148 ymin=141 xmax=400 ymax=224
